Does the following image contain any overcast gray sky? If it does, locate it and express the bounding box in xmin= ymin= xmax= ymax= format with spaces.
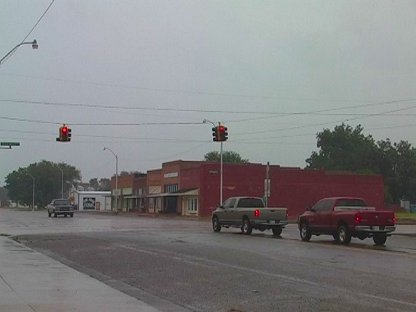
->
xmin=1 ymin=0 xmax=416 ymax=185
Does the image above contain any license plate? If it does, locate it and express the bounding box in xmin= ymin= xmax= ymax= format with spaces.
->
xmin=269 ymin=220 xmax=276 ymax=225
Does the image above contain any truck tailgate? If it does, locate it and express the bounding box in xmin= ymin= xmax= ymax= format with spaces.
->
xmin=256 ymin=207 xmax=287 ymax=221
xmin=357 ymin=211 xmax=395 ymax=226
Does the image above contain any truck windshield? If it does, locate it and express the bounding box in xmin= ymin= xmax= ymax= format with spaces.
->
xmin=54 ymin=199 xmax=70 ymax=205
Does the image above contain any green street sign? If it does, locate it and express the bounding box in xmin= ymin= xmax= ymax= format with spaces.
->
xmin=0 ymin=142 xmax=20 ymax=146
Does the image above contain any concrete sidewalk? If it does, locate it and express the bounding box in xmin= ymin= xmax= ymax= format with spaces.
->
xmin=393 ymin=224 xmax=416 ymax=236
xmin=0 ymin=236 xmax=160 ymax=312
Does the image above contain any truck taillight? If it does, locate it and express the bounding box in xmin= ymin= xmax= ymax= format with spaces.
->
xmin=354 ymin=214 xmax=362 ymax=224
xmin=254 ymin=209 xmax=261 ymax=217
xmin=392 ymin=215 xmax=397 ymax=225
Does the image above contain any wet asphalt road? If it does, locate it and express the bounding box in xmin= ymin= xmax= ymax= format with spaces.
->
xmin=2 ymin=209 xmax=416 ymax=312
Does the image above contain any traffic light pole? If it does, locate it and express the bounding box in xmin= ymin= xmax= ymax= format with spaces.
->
xmin=220 ymin=141 xmax=223 ymax=205
xmin=203 ymin=119 xmax=226 ymax=206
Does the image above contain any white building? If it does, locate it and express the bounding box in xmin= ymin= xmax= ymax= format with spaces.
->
xmin=69 ymin=190 xmax=111 ymax=211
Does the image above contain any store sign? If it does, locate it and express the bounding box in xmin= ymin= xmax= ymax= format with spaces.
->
xmin=164 ymin=172 xmax=178 ymax=178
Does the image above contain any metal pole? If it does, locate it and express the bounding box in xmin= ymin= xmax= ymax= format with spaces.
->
xmin=104 ymin=147 xmax=118 ymax=214
xmin=115 ymin=154 xmax=118 ymax=213
xmin=61 ymin=169 xmax=64 ymax=198
xmin=32 ymin=177 xmax=35 ymax=211
xmin=0 ymin=40 xmax=38 ymax=66
xmin=28 ymin=174 xmax=35 ymax=211
xmin=57 ymin=166 xmax=64 ymax=198
xmin=220 ymin=141 xmax=223 ymax=205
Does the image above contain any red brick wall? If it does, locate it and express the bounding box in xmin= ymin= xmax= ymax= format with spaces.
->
xmin=197 ymin=163 xmax=384 ymax=218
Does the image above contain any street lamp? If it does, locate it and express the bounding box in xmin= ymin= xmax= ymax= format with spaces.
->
xmin=56 ymin=166 xmax=64 ymax=198
xmin=0 ymin=40 xmax=38 ymax=66
xmin=27 ymin=173 xmax=35 ymax=211
xmin=103 ymin=147 xmax=118 ymax=213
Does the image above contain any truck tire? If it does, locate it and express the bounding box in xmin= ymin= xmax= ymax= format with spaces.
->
xmin=70 ymin=213 xmax=74 ymax=218
xmin=373 ymin=233 xmax=387 ymax=246
xmin=54 ymin=213 xmax=57 ymax=218
xmin=272 ymin=226 xmax=282 ymax=236
xmin=337 ymin=225 xmax=351 ymax=245
xmin=241 ymin=218 xmax=252 ymax=235
xmin=212 ymin=216 xmax=221 ymax=232
xmin=299 ymin=222 xmax=311 ymax=242
xmin=48 ymin=212 xmax=51 ymax=217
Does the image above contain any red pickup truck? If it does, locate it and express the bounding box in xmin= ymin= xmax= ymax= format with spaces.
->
xmin=297 ymin=197 xmax=396 ymax=246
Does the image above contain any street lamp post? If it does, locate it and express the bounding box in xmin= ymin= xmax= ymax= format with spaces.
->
xmin=57 ymin=166 xmax=64 ymax=198
xmin=27 ymin=173 xmax=35 ymax=211
xmin=103 ymin=147 xmax=118 ymax=213
xmin=0 ymin=40 xmax=38 ymax=66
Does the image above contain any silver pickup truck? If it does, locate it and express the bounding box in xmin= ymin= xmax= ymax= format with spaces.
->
xmin=212 ymin=196 xmax=288 ymax=236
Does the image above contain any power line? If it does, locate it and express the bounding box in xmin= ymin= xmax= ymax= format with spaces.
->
xmin=0 ymin=116 xmax=204 ymax=126
xmin=1 ymin=98 xmax=416 ymax=118
xmin=2 ymin=1 xmax=55 ymax=64
xmin=21 ymin=0 xmax=55 ymax=42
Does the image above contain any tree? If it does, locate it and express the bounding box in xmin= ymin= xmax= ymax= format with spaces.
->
xmin=99 ymin=178 xmax=111 ymax=191
xmin=204 ymin=151 xmax=249 ymax=163
xmin=306 ymin=124 xmax=416 ymax=203
xmin=5 ymin=160 xmax=81 ymax=208
xmin=89 ymin=178 xmax=99 ymax=190
xmin=0 ymin=187 xmax=9 ymax=207
xmin=306 ymin=124 xmax=378 ymax=173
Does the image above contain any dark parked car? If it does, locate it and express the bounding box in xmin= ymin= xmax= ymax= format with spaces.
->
xmin=46 ymin=199 xmax=74 ymax=218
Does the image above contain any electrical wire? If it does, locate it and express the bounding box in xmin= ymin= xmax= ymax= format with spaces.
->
xmin=21 ymin=0 xmax=55 ymax=42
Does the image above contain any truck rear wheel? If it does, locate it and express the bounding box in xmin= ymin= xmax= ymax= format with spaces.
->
xmin=373 ymin=233 xmax=387 ymax=246
xmin=272 ymin=226 xmax=282 ymax=236
xmin=242 ymin=218 xmax=252 ymax=235
xmin=337 ymin=225 xmax=351 ymax=245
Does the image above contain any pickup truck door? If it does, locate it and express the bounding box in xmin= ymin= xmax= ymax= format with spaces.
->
xmin=220 ymin=198 xmax=237 ymax=225
xmin=309 ymin=199 xmax=333 ymax=232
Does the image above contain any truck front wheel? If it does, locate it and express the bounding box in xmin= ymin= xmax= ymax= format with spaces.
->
xmin=300 ymin=222 xmax=311 ymax=242
xmin=373 ymin=233 xmax=387 ymax=246
xmin=241 ymin=218 xmax=252 ymax=235
xmin=337 ymin=225 xmax=351 ymax=245
xmin=212 ymin=216 xmax=221 ymax=232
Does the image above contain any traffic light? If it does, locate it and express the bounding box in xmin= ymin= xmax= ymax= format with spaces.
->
xmin=61 ymin=126 xmax=68 ymax=141
xmin=218 ymin=125 xmax=228 ymax=142
xmin=211 ymin=124 xmax=228 ymax=142
xmin=56 ymin=124 xmax=71 ymax=142
xmin=212 ymin=127 xmax=218 ymax=141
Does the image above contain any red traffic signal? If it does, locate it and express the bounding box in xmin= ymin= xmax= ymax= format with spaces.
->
xmin=212 ymin=124 xmax=228 ymax=142
xmin=56 ymin=125 xmax=71 ymax=142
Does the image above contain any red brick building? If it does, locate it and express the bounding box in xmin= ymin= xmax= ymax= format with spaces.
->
xmin=130 ymin=160 xmax=384 ymax=218
xmin=110 ymin=173 xmax=147 ymax=212
xmin=109 ymin=160 xmax=384 ymax=218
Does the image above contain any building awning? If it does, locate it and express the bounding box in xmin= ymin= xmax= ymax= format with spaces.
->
xmin=147 ymin=188 xmax=199 ymax=198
